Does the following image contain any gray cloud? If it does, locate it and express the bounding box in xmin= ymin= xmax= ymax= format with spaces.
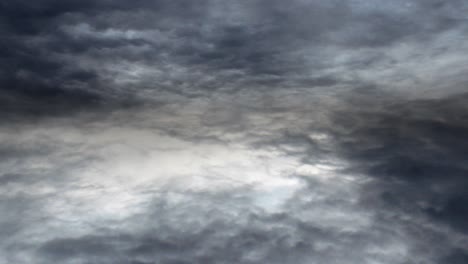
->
xmin=2 ymin=0 xmax=467 ymax=111
xmin=1 ymin=0 xmax=468 ymax=263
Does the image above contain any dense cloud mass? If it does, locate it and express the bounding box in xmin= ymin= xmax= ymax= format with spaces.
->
xmin=1 ymin=0 xmax=468 ymax=263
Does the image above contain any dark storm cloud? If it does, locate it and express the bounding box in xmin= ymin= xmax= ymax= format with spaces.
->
xmin=207 ymin=90 xmax=468 ymax=262
xmin=327 ymin=92 xmax=468 ymax=262
xmin=2 ymin=0 xmax=467 ymax=118
xmin=1 ymin=1 xmax=468 ymax=264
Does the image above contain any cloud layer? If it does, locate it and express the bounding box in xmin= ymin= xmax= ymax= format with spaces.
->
xmin=1 ymin=1 xmax=468 ymax=263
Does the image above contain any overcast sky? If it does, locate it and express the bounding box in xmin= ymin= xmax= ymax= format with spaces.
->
xmin=1 ymin=1 xmax=468 ymax=263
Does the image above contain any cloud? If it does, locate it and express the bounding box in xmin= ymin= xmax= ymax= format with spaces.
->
xmin=0 ymin=90 xmax=466 ymax=263
xmin=1 ymin=0 xmax=468 ymax=263
xmin=2 ymin=0 xmax=467 ymax=115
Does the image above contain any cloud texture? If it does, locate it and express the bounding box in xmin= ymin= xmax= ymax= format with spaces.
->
xmin=1 ymin=1 xmax=468 ymax=263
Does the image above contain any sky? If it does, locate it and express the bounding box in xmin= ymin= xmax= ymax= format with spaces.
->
xmin=1 ymin=0 xmax=468 ymax=263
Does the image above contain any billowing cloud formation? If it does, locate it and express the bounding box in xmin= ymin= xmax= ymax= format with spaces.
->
xmin=1 ymin=1 xmax=468 ymax=263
